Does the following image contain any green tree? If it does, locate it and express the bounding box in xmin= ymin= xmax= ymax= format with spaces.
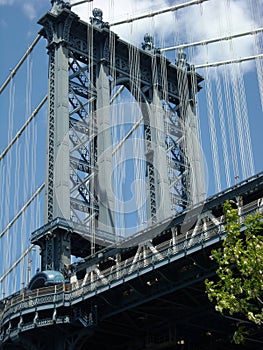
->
xmin=205 ymin=200 xmax=263 ymax=343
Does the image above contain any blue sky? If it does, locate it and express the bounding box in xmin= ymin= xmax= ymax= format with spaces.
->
xmin=0 ymin=2 xmax=47 ymax=78
xmin=1 ymin=0 xmax=262 ymax=189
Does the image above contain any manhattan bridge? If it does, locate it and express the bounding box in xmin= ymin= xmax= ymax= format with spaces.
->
xmin=0 ymin=0 xmax=263 ymax=349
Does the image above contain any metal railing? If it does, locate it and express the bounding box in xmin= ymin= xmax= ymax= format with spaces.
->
xmin=1 ymin=200 xmax=262 ymax=325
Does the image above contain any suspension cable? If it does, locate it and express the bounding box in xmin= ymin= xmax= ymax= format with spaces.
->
xmin=0 ymin=96 xmax=47 ymax=162
xmin=161 ymin=27 xmax=263 ymax=52
xmin=70 ymin=0 xmax=93 ymax=6
xmin=195 ymin=54 xmax=263 ymax=69
xmin=215 ymin=67 xmax=231 ymax=187
xmin=112 ymin=117 xmax=143 ymax=155
xmin=0 ymin=34 xmax=41 ymax=95
xmin=204 ymin=66 xmax=221 ymax=192
xmin=110 ymin=0 xmax=209 ymax=27
xmin=0 ymin=246 xmax=34 ymax=284
xmin=0 ymin=184 xmax=45 ymax=239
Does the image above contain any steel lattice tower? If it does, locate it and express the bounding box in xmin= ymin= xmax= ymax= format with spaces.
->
xmin=4 ymin=3 xmax=263 ymax=349
xmin=32 ymin=0 xmax=204 ymax=275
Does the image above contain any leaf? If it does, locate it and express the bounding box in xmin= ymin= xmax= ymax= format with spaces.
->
xmin=205 ymin=201 xmax=263 ymax=343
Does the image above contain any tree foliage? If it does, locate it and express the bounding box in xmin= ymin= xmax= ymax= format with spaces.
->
xmin=205 ymin=200 xmax=263 ymax=343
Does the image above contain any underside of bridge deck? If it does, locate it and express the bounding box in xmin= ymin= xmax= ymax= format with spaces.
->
xmin=74 ymin=247 xmax=263 ymax=350
xmin=3 ymin=244 xmax=263 ymax=350
xmin=2 ymin=175 xmax=263 ymax=350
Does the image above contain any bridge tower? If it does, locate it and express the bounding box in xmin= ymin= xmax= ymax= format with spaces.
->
xmin=3 ymin=2 xmax=263 ymax=349
xmin=31 ymin=0 xmax=204 ymax=276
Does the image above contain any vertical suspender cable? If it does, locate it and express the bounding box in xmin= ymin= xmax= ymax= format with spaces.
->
xmin=118 ymin=2 xmax=126 ymax=237
xmin=222 ymin=63 xmax=239 ymax=182
xmin=236 ymin=62 xmax=255 ymax=177
xmin=187 ymin=3 xmax=206 ymax=202
xmin=229 ymin=59 xmax=247 ymax=180
xmin=109 ymin=1 xmax=123 ymax=239
xmin=136 ymin=19 xmax=145 ymax=231
xmin=130 ymin=31 xmax=140 ymax=233
xmin=0 ymin=161 xmax=5 ymax=297
xmin=249 ymin=0 xmax=263 ymax=112
xmin=224 ymin=0 xmax=240 ymax=183
xmin=14 ymin=141 xmax=21 ymax=291
xmin=204 ymin=66 xmax=221 ymax=192
xmin=29 ymin=82 xmax=37 ymax=285
xmin=88 ymin=1 xmax=96 ymax=255
xmin=177 ymin=52 xmax=189 ymax=199
xmin=4 ymin=78 xmax=15 ymax=294
xmin=226 ymin=0 xmax=254 ymax=180
xmin=20 ymin=55 xmax=32 ymax=290
xmin=215 ymin=66 xmax=231 ymax=188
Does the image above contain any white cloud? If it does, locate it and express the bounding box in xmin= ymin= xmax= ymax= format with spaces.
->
xmin=71 ymin=0 xmax=176 ymax=47
xmin=71 ymin=0 xmax=261 ymax=72
xmin=0 ymin=19 xmax=7 ymax=27
xmin=0 ymin=0 xmax=37 ymax=20
xmin=23 ymin=3 xmax=37 ymax=20
xmin=180 ymin=0 xmax=258 ymax=70
xmin=0 ymin=0 xmax=15 ymax=4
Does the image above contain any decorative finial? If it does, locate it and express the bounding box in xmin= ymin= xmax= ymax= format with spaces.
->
xmin=90 ymin=8 xmax=109 ymax=29
xmin=176 ymin=50 xmax=190 ymax=70
xmin=142 ymin=33 xmax=154 ymax=51
xmin=142 ymin=33 xmax=160 ymax=54
xmin=93 ymin=8 xmax=103 ymax=21
xmin=50 ymin=0 xmax=70 ymax=15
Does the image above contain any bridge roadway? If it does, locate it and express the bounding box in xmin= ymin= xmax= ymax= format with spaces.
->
xmin=1 ymin=172 xmax=263 ymax=349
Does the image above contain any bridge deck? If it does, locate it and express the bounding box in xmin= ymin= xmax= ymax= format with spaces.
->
xmin=1 ymin=172 xmax=263 ymax=348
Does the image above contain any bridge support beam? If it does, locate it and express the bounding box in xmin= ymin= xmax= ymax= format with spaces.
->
xmin=176 ymin=52 xmax=206 ymax=206
xmin=16 ymin=332 xmax=89 ymax=350
xmin=35 ymin=9 xmax=78 ymax=272
xmin=150 ymin=83 xmax=172 ymax=222
xmin=96 ymin=60 xmax=115 ymax=234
